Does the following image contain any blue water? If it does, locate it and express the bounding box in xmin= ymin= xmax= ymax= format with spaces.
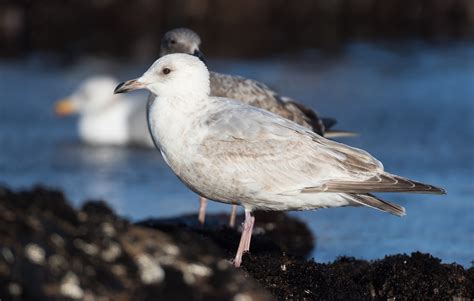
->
xmin=1 ymin=42 xmax=473 ymax=266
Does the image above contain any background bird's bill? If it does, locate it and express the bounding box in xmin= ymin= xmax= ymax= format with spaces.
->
xmin=54 ymin=99 xmax=76 ymax=116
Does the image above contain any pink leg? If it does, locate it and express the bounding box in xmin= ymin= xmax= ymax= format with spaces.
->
xmin=234 ymin=210 xmax=255 ymax=268
xmin=243 ymin=215 xmax=254 ymax=252
xmin=198 ymin=197 xmax=208 ymax=225
xmin=228 ymin=205 xmax=238 ymax=228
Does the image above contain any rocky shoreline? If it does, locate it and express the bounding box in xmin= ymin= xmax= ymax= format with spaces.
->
xmin=1 ymin=186 xmax=472 ymax=300
xmin=2 ymin=1 xmax=474 ymax=58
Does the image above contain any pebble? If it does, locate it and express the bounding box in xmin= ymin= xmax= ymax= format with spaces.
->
xmin=101 ymin=242 xmax=121 ymax=262
xmin=234 ymin=293 xmax=253 ymax=301
xmin=101 ymin=222 xmax=116 ymax=237
xmin=74 ymin=239 xmax=99 ymax=256
xmin=25 ymin=243 xmax=45 ymax=265
xmin=50 ymin=233 xmax=65 ymax=248
xmin=136 ymin=254 xmax=165 ymax=284
xmin=1 ymin=247 xmax=14 ymax=263
xmin=8 ymin=282 xmax=22 ymax=296
xmin=60 ymin=272 xmax=84 ymax=300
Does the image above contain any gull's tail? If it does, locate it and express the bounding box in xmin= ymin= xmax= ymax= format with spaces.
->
xmin=281 ymin=99 xmax=358 ymax=138
xmin=321 ymin=117 xmax=337 ymax=130
xmin=322 ymin=118 xmax=358 ymax=138
xmin=325 ymin=130 xmax=359 ymax=138
xmin=347 ymin=193 xmax=406 ymax=217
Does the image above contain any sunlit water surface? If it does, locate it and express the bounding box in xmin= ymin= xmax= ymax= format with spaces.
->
xmin=1 ymin=41 xmax=473 ymax=266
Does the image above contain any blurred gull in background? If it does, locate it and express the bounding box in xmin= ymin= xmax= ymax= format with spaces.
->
xmin=115 ymin=54 xmax=445 ymax=267
xmin=55 ymin=76 xmax=154 ymax=148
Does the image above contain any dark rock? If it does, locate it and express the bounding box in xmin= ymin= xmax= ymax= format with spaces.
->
xmin=2 ymin=0 xmax=474 ymax=58
xmin=142 ymin=213 xmax=473 ymax=300
xmin=0 ymin=186 xmax=272 ymax=301
xmin=1 ymin=185 xmax=472 ymax=300
xmin=241 ymin=253 xmax=473 ymax=300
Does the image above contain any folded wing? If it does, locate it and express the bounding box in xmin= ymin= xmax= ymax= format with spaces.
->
xmin=201 ymin=100 xmax=445 ymax=196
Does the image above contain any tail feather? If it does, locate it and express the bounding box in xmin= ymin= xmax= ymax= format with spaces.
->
xmin=324 ymin=130 xmax=359 ymax=138
xmin=281 ymin=99 xmax=357 ymax=139
xmin=347 ymin=193 xmax=406 ymax=217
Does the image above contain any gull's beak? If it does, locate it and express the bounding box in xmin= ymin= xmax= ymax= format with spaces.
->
xmin=193 ymin=49 xmax=206 ymax=64
xmin=54 ymin=99 xmax=76 ymax=116
xmin=114 ymin=79 xmax=145 ymax=94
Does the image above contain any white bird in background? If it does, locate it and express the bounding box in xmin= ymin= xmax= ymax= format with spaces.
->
xmin=114 ymin=54 xmax=445 ymax=268
xmin=55 ymin=76 xmax=154 ymax=148
xmin=160 ymin=28 xmax=357 ymax=226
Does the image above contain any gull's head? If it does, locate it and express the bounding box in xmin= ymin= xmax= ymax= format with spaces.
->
xmin=114 ymin=53 xmax=210 ymax=98
xmin=160 ymin=28 xmax=205 ymax=62
xmin=55 ymin=76 xmax=119 ymax=116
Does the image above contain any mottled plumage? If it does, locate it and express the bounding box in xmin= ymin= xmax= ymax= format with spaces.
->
xmin=160 ymin=28 xmax=351 ymax=136
xmin=193 ymin=100 xmax=444 ymax=214
xmin=209 ymin=72 xmax=328 ymax=134
xmin=115 ymin=54 xmax=445 ymax=267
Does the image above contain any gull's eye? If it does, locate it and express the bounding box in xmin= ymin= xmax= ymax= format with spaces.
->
xmin=162 ymin=68 xmax=171 ymax=75
xmin=170 ymin=39 xmax=176 ymax=44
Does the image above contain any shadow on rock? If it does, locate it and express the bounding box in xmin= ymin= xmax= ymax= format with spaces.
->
xmin=137 ymin=210 xmax=315 ymax=259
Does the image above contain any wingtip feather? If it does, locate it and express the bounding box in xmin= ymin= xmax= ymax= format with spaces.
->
xmin=397 ymin=206 xmax=407 ymax=217
xmin=433 ymin=186 xmax=447 ymax=195
xmin=348 ymin=193 xmax=406 ymax=217
xmin=324 ymin=131 xmax=359 ymax=138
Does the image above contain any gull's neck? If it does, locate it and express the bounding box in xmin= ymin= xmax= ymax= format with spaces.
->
xmin=146 ymin=92 xmax=212 ymax=157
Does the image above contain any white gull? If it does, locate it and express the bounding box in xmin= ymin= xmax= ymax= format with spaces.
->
xmin=55 ymin=76 xmax=154 ymax=148
xmin=114 ymin=54 xmax=445 ymax=268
